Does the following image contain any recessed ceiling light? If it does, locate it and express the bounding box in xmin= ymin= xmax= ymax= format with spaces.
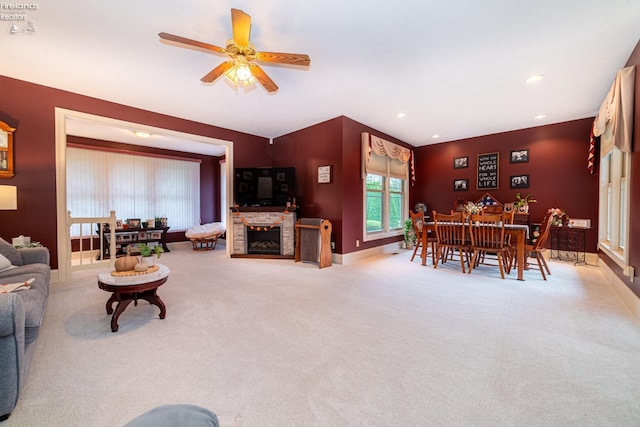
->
xmin=526 ymin=74 xmax=545 ymax=84
xmin=432 ymin=134 xmax=441 ymax=139
xmin=396 ymin=112 xmax=407 ymax=119
xmin=133 ymin=131 xmax=151 ymax=138
xmin=533 ymin=114 xmax=547 ymax=120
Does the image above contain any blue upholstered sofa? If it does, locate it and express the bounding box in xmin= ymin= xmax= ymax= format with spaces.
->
xmin=0 ymin=238 xmax=50 ymax=421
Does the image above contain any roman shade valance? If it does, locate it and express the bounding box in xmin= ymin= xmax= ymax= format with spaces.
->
xmin=361 ymin=132 xmax=415 ymax=184
xmin=593 ymin=65 xmax=635 ymax=155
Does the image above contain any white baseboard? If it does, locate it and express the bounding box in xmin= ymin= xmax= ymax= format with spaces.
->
xmin=335 ymin=242 xmax=404 ymax=265
xmin=600 ymin=259 xmax=640 ymax=321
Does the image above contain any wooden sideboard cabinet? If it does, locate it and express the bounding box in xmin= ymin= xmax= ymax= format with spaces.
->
xmin=99 ymin=227 xmax=170 ymax=259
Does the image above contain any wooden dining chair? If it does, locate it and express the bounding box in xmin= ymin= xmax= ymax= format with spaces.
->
xmin=467 ymin=212 xmax=510 ymax=279
xmin=409 ymin=210 xmax=436 ymax=264
xmin=512 ymin=212 xmax=553 ymax=280
xmin=432 ymin=211 xmax=469 ymax=273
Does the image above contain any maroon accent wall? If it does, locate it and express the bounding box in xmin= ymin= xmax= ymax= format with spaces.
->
xmin=412 ymin=118 xmax=599 ymax=251
xmin=0 ymin=75 xmax=270 ymax=268
xmin=274 ymin=116 xmax=413 ymax=254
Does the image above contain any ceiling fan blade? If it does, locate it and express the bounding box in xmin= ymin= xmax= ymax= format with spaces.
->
xmin=249 ymin=64 xmax=279 ymax=93
xmin=255 ymin=51 xmax=311 ymax=67
xmin=158 ymin=32 xmax=226 ymax=54
xmin=201 ymin=61 xmax=235 ymax=83
xmin=231 ymin=9 xmax=251 ymax=48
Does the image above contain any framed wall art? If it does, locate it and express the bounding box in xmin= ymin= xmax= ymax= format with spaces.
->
xmin=510 ymin=174 xmax=529 ymax=189
xmin=477 ymin=152 xmax=499 ymax=190
xmin=453 ymin=156 xmax=468 ymax=169
xmin=453 ymin=179 xmax=469 ymax=191
xmin=318 ymin=165 xmax=332 ymax=183
xmin=0 ymin=120 xmax=15 ymax=178
xmin=510 ymin=149 xmax=529 ymax=163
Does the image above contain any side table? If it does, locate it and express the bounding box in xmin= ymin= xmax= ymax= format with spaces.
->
xmin=97 ymin=264 xmax=170 ymax=332
xmin=550 ymin=226 xmax=590 ymax=265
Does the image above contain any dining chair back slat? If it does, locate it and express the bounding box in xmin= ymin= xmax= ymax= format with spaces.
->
xmin=467 ymin=213 xmax=509 ymax=279
xmin=432 ymin=211 xmax=470 ymax=273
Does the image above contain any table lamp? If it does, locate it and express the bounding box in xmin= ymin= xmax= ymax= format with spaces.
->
xmin=0 ymin=185 xmax=17 ymax=210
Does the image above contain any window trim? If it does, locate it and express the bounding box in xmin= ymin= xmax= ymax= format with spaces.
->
xmin=363 ymin=170 xmax=408 ymax=243
xmin=597 ymin=146 xmax=632 ymax=275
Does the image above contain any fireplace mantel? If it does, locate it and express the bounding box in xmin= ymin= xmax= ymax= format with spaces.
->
xmin=233 ymin=206 xmax=296 ymax=213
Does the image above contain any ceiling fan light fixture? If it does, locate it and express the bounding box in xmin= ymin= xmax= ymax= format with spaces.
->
xmin=225 ymin=61 xmax=255 ymax=87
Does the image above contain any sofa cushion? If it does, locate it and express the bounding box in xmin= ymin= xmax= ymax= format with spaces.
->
xmin=0 ymin=239 xmax=22 ymax=267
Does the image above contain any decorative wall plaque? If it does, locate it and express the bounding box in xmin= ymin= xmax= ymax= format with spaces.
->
xmin=477 ymin=152 xmax=499 ymax=190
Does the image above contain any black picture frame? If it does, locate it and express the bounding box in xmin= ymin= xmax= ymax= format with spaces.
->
xmin=510 ymin=149 xmax=529 ymax=163
xmin=510 ymin=174 xmax=529 ymax=189
xmin=453 ymin=179 xmax=469 ymax=191
xmin=453 ymin=156 xmax=468 ymax=169
xmin=477 ymin=152 xmax=499 ymax=190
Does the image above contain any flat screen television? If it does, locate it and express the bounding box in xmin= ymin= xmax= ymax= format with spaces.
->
xmin=234 ymin=167 xmax=296 ymax=207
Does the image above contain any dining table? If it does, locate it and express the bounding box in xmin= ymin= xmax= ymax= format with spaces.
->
xmin=421 ymin=221 xmax=530 ymax=281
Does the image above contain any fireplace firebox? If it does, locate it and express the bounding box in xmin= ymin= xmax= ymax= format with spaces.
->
xmin=246 ymin=226 xmax=281 ymax=255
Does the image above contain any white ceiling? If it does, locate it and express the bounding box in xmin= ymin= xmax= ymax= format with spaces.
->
xmin=2 ymin=1 xmax=640 ymax=151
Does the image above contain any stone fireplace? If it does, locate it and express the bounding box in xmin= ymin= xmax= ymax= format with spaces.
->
xmin=231 ymin=207 xmax=296 ymax=258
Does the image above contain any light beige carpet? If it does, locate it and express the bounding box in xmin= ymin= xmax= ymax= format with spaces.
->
xmin=3 ymin=241 xmax=640 ymax=427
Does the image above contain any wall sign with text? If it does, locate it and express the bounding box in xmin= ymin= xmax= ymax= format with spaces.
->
xmin=477 ymin=152 xmax=499 ymax=190
xmin=318 ymin=165 xmax=332 ymax=183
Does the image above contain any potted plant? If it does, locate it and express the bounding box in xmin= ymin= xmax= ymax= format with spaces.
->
xmin=404 ymin=218 xmax=416 ymax=249
xmin=138 ymin=243 xmax=164 ymax=265
xmin=513 ymin=192 xmax=537 ymax=213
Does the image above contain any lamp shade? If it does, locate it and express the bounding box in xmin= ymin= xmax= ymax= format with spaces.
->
xmin=0 ymin=185 xmax=17 ymax=210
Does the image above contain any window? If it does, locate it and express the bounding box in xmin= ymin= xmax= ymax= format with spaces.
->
xmin=598 ymin=146 xmax=630 ymax=266
xmin=67 ymin=147 xmax=200 ymax=236
xmin=364 ymin=153 xmax=408 ymax=240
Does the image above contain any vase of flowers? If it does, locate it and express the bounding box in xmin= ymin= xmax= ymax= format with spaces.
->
xmin=547 ymin=208 xmax=569 ymax=226
xmin=463 ymin=201 xmax=484 ymax=215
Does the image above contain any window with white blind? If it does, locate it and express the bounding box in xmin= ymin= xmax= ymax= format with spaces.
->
xmin=598 ymin=146 xmax=630 ymax=265
xmin=363 ymin=151 xmax=408 ymax=240
xmin=67 ymin=146 xmax=200 ymax=236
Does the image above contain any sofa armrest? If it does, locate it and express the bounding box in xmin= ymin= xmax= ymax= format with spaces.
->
xmin=0 ymin=293 xmax=25 ymax=339
xmin=0 ymin=293 xmax=26 ymax=418
xmin=18 ymin=247 xmax=50 ymax=266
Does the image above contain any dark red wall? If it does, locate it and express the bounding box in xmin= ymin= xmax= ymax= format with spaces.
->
xmin=274 ymin=116 xmax=413 ymax=254
xmin=0 ymin=75 xmax=270 ymax=268
xmin=273 ymin=117 xmax=344 ymax=249
xmin=412 ymin=118 xmax=599 ymax=251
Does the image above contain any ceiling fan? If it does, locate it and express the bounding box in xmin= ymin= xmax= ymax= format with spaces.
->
xmin=158 ymin=8 xmax=311 ymax=93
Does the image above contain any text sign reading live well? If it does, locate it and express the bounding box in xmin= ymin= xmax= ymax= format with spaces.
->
xmin=477 ymin=152 xmax=499 ymax=189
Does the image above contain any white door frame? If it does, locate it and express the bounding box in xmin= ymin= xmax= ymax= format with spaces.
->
xmin=55 ymin=108 xmax=234 ymax=281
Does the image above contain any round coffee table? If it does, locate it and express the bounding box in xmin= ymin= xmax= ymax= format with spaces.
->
xmin=97 ymin=264 xmax=170 ymax=332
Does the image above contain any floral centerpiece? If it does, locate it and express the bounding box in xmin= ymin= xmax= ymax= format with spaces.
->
xmin=547 ymin=208 xmax=569 ymax=226
xmin=463 ymin=201 xmax=484 ymax=215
